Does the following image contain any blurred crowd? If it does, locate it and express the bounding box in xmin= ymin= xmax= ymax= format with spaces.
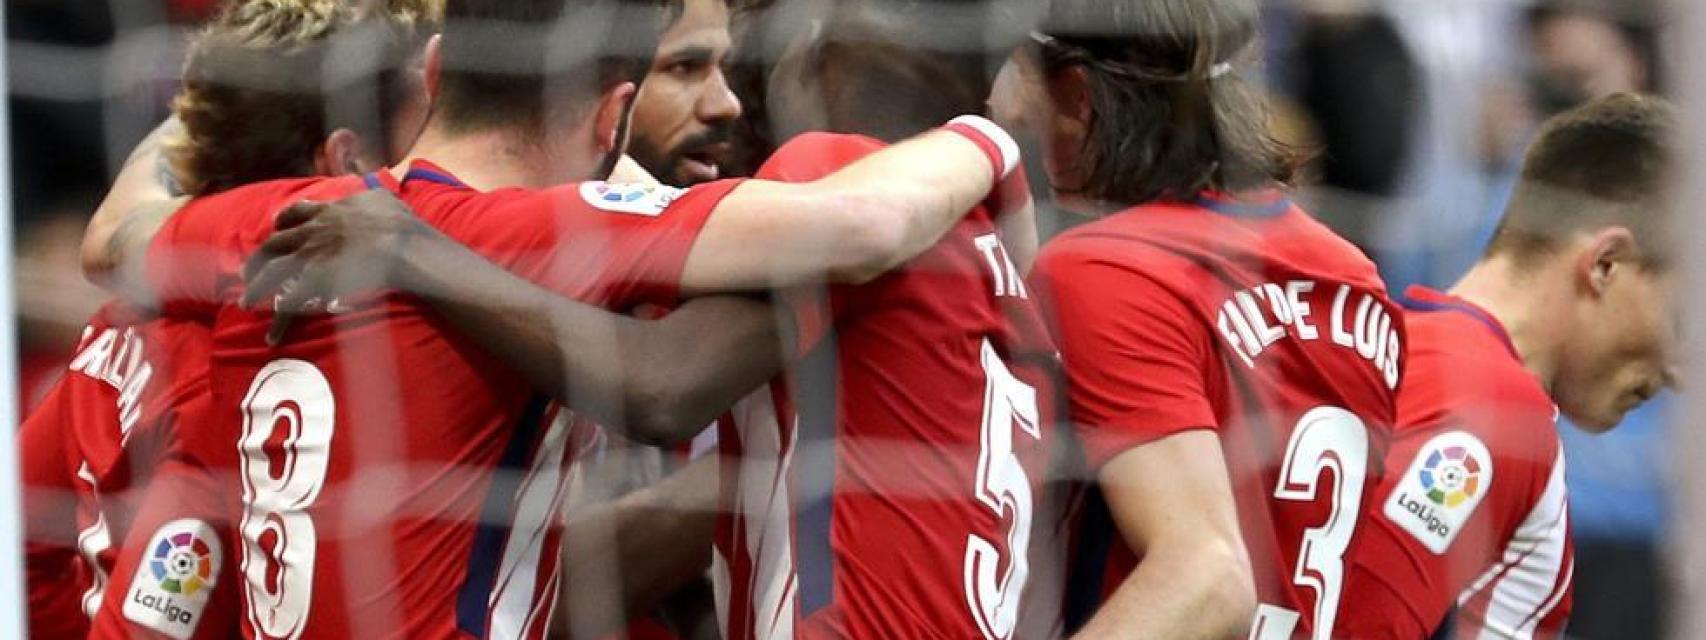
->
xmin=6 ymin=0 xmax=1675 ymax=636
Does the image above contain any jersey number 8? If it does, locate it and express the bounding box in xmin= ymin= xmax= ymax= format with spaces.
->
xmin=238 ymin=359 xmax=335 ymax=640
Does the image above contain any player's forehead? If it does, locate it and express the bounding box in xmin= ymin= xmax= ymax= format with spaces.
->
xmin=657 ymin=0 xmax=731 ymax=57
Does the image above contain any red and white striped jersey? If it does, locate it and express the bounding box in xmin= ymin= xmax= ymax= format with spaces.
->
xmin=1339 ymin=286 xmax=1573 ymax=639
xmin=711 ymin=383 xmax=800 ymax=640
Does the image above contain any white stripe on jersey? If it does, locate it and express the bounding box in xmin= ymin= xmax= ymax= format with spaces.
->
xmin=488 ymin=409 xmax=574 ymax=640
xmin=713 ymin=388 xmax=799 ymax=640
xmin=75 ymin=461 xmax=110 ymax=619
xmin=1459 ymin=447 xmax=1572 ymax=639
xmin=742 ymin=391 xmax=797 ymax=640
xmin=713 ymin=547 xmax=732 ymax=638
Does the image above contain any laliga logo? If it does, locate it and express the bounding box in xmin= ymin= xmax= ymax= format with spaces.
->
xmin=150 ymin=530 xmax=215 ymax=595
xmin=129 ymin=530 xmax=215 ymax=626
xmin=1394 ymin=445 xmax=1483 ymax=538
xmin=1420 ymin=446 xmax=1483 ymax=507
xmin=595 ymin=183 xmax=655 ymax=204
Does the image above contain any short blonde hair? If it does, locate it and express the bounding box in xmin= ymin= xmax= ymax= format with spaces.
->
xmin=165 ymin=0 xmax=440 ymax=195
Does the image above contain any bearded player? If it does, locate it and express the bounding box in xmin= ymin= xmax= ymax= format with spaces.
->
xmin=97 ymin=0 xmax=1024 ymax=637
xmin=626 ymin=0 xmax=743 ymax=186
xmin=1337 ymin=94 xmax=1679 ymax=638
xmin=1012 ymin=0 xmax=1405 ymax=637
xmin=20 ymin=2 xmax=436 ymax=638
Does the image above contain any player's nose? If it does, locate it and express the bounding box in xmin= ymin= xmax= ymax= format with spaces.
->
xmin=699 ymin=68 xmax=742 ymax=122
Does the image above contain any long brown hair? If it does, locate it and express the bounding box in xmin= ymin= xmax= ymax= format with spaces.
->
xmin=1038 ymin=0 xmax=1300 ymax=206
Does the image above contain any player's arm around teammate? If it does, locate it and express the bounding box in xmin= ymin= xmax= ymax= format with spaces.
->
xmin=243 ymin=189 xmax=787 ymax=445
xmin=241 ymin=115 xmax=1025 ymax=444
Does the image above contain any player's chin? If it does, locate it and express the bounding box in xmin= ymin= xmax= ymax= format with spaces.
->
xmin=1577 ymin=405 xmax=1627 ymax=433
xmin=676 ymin=154 xmax=722 ymax=185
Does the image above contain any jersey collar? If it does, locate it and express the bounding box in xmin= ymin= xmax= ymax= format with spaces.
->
xmin=401 ymin=159 xmax=469 ymax=188
xmin=1399 ymin=285 xmax=1521 ymax=359
xmin=1192 ymin=189 xmax=1292 ymax=218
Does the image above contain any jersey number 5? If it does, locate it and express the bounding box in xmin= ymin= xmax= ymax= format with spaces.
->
xmin=964 ymin=339 xmax=1041 ymax=640
xmin=238 ymin=359 xmax=335 ymax=640
xmin=1251 ymin=406 xmax=1369 ymax=640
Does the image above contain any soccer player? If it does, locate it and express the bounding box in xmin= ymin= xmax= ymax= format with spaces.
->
xmin=103 ymin=0 xmax=1024 ymax=637
xmin=1009 ymin=0 xmax=1405 ymax=637
xmin=1338 ymin=93 xmax=1678 ymax=638
xmin=751 ymin=5 xmax=1054 ymax=638
xmin=564 ymin=0 xmax=743 ymax=631
xmin=20 ymin=2 xmax=436 ymax=638
xmin=626 ymin=0 xmax=742 ymax=185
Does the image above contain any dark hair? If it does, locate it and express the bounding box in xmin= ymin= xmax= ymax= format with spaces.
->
xmin=169 ymin=0 xmax=437 ymax=195
xmin=1486 ymin=92 xmax=1677 ymax=269
xmin=1037 ymin=0 xmax=1298 ymax=206
xmin=436 ymin=0 xmax=676 ymax=136
xmin=795 ymin=0 xmax=1036 ymax=141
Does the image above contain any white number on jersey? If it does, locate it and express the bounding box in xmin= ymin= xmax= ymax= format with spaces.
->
xmin=1250 ymin=406 xmax=1369 ymax=640
xmin=238 ymin=359 xmax=335 ymax=640
xmin=964 ymin=339 xmax=1041 ymax=640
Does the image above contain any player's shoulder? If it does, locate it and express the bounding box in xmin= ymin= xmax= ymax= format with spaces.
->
xmin=760 ymin=131 xmax=886 ymax=181
xmin=186 ymin=174 xmax=355 ymax=212
xmin=1403 ymin=310 xmax=1552 ymax=411
xmin=171 ymin=174 xmax=363 ymax=239
xmin=773 ymin=130 xmax=886 ymax=157
xmin=1398 ymin=311 xmax=1558 ymax=458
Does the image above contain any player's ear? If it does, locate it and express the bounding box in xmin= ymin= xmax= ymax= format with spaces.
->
xmin=595 ymin=81 xmax=640 ymax=154
xmin=1579 ymin=226 xmax=1638 ymax=296
xmin=421 ymin=34 xmax=442 ymax=104
xmin=317 ymin=129 xmax=369 ymax=177
xmin=1046 ymin=65 xmax=1092 ymax=130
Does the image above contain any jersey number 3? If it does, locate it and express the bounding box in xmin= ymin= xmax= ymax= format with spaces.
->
xmin=238 ymin=359 xmax=335 ymax=640
xmin=1250 ymin=406 xmax=1369 ymax=640
xmin=965 ymin=339 xmax=1041 ymax=640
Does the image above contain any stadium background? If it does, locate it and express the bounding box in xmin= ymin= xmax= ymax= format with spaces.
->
xmin=2 ymin=0 xmax=1698 ymax=637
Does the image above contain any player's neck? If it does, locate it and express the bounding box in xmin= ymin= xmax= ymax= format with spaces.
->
xmin=1449 ymin=258 xmax=1563 ymax=391
xmin=395 ymin=124 xmax=566 ymax=191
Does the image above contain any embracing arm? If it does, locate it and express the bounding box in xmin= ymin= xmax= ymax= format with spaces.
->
xmin=394 ymin=229 xmax=785 ymax=444
xmin=678 ymin=116 xmax=1020 ymax=294
xmin=558 ymin=455 xmax=719 ymax=636
xmin=1073 ymin=431 xmax=1256 ymax=640
xmin=244 ymin=195 xmax=787 ymax=445
xmin=81 ymin=117 xmax=188 ymax=290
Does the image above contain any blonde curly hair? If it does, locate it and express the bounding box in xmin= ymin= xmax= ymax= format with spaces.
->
xmin=165 ymin=0 xmax=440 ymax=195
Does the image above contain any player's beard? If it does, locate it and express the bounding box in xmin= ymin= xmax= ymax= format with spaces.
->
xmin=630 ymin=122 xmax=735 ymax=185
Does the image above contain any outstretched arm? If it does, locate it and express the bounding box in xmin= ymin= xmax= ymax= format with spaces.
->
xmin=678 ymin=116 xmax=1022 ymax=294
xmin=244 ymin=193 xmax=788 ymax=445
xmin=557 ymin=455 xmax=719 ymax=637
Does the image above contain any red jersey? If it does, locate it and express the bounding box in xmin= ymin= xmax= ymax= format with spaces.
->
xmin=124 ymin=163 xmax=744 ymax=640
xmin=1031 ymin=196 xmax=1402 ymax=639
xmin=1339 ymin=286 xmax=1573 ymax=639
xmin=20 ymin=302 xmax=239 ymax=640
xmin=726 ymin=132 xmax=1056 ymax=639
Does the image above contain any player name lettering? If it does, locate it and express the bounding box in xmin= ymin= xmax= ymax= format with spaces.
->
xmin=1214 ymin=280 xmax=1401 ymax=390
xmin=130 ymin=587 xmax=195 ymax=626
xmin=974 ymin=233 xmax=1028 ymax=299
xmin=1393 ymin=491 xmax=1451 ymax=537
xmin=67 ymin=326 xmax=154 ymax=435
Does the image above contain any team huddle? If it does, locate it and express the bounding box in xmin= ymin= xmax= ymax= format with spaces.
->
xmin=17 ymin=0 xmax=1680 ymax=639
